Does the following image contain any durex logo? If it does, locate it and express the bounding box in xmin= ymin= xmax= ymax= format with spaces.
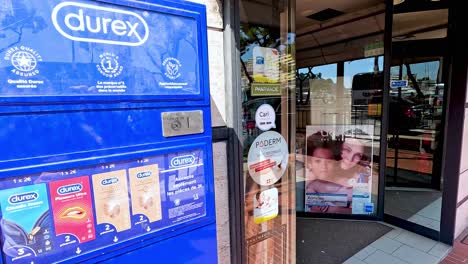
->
xmin=171 ymin=155 xmax=196 ymax=168
xmin=101 ymin=177 xmax=119 ymax=186
xmin=8 ymin=192 xmax=39 ymax=204
xmin=57 ymin=183 xmax=83 ymax=195
xmin=51 ymin=2 xmax=149 ymax=46
xmin=136 ymin=171 xmax=152 ymax=179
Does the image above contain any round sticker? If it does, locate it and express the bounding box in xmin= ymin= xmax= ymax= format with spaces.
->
xmin=247 ymin=131 xmax=289 ymax=186
xmin=255 ymin=104 xmax=276 ymax=131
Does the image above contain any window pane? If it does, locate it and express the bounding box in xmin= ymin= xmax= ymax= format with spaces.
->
xmin=384 ymin=3 xmax=448 ymax=232
xmin=240 ymin=0 xmax=296 ymax=263
xmin=296 ymin=0 xmax=386 ymax=215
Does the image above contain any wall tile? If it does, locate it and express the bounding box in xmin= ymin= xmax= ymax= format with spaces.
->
xmin=394 ymin=231 xmax=437 ymax=252
xmin=392 ymin=245 xmax=439 ymax=264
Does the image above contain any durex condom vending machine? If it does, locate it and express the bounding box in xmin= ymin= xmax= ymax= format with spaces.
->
xmin=0 ymin=0 xmax=217 ymax=263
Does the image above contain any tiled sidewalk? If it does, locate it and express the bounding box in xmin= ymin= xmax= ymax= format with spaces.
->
xmin=343 ymin=225 xmax=451 ymax=264
xmin=439 ymin=229 xmax=468 ymax=264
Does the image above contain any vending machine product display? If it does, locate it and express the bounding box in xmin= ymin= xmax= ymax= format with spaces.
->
xmin=0 ymin=0 xmax=216 ymax=263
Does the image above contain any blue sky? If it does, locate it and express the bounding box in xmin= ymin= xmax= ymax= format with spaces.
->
xmin=299 ymin=57 xmax=384 ymax=88
xmin=298 ymin=56 xmax=439 ymax=88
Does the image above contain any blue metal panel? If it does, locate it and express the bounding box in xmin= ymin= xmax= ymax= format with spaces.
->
xmin=0 ymin=0 xmax=210 ymax=106
xmin=0 ymin=106 xmax=212 ymax=164
xmin=98 ymin=223 xmax=218 ymax=264
xmin=0 ymin=0 xmax=217 ymax=263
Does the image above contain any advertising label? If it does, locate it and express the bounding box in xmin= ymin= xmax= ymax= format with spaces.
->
xmin=247 ymin=131 xmax=289 ymax=186
xmin=304 ymin=125 xmax=374 ymax=215
xmin=255 ymin=104 xmax=276 ymax=131
xmin=253 ymin=47 xmax=279 ymax=83
xmin=92 ymin=170 xmax=131 ymax=233
xmin=251 ymin=83 xmax=281 ymax=96
xmin=390 ymin=80 xmax=408 ymax=88
xmin=0 ymin=184 xmax=54 ymax=260
xmin=305 ymin=192 xmax=348 ymax=208
xmin=0 ymin=148 xmax=209 ymax=264
xmin=364 ymin=42 xmax=384 ymax=57
xmin=128 ymin=164 xmax=162 ymax=224
xmin=253 ymin=188 xmax=278 ymax=224
xmin=49 ymin=176 xmax=95 ymax=247
xmin=351 ymin=180 xmax=372 ymax=214
xmin=0 ymin=0 xmax=201 ymax=97
xmin=164 ymin=150 xmax=206 ymax=225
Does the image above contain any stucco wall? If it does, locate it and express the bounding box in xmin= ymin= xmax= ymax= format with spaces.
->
xmin=455 ymin=108 xmax=468 ymax=238
xmin=185 ymin=0 xmax=230 ymax=263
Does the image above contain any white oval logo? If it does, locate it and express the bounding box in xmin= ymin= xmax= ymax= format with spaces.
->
xmin=255 ymin=104 xmax=276 ymax=131
xmin=51 ymin=1 xmax=149 ymax=46
xmin=170 ymin=155 xmax=196 ymax=168
xmin=136 ymin=171 xmax=152 ymax=179
xmin=57 ymin=183 xmax=83 ymax=195
xmin=8 ymin=191 xmax=39 ymax=204
xmin=101 ymin=177 xmax=119 ymax=186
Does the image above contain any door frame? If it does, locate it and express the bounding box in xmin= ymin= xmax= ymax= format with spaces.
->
xmin=224 ymin=1 xmax=464 ymax=263
xmin=224 ymin=0 xmax=246 ymax=263
xmin=295 ymin=0 xmax=461 ymax=245
xmin=383 ymin=0 xmax=463 ymax=245
xmin=296 ymin=0 xmax=394 ymax=223
xmin=438 ymin=0 xmax=468 ymax=245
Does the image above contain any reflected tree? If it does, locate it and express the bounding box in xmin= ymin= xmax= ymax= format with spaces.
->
xmin=405 ymin=62 xmax=425 ymax=99
xmin=0 ymin=1 xmax=47 ymax=53
xmin=240 ymin=24 xmax=281 ymax=84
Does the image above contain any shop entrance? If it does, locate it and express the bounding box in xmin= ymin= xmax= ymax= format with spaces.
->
xmin=236 ymin=0 xmax=452 ymax=263
xmin=383 ymin=1 xmax=449 ymax=238
xmin=295 ymin=0 xmax=450 ymax=240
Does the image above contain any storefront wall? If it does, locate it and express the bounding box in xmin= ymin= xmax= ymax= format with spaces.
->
xmin=191 ymin=0 xmax=468 ymax=262
xmin=188 ymin=0 xmax=232 ymax=262
xmin=454 ymin=75 xmax=468 ymax=239
xmin=440 ymin=0 xmax=468 ymax=242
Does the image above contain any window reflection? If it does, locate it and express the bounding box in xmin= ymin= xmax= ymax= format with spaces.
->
xmin=240 ymin=1 xmax=295 ymax=263
xmin=384 ymin=0 xmax=448 ymax=232
xmin=296 ymin=53 xmax=384 ymax=215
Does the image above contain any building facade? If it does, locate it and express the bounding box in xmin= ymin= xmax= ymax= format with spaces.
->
xmin=0 ymin=0 xmax=467 ymax=263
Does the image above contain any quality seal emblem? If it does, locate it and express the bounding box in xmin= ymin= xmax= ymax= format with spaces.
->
xmin=4 ymin=46 xmax=42 ymax=77
xmin=97 ymin=52 xmax=123 ymax=78
xmin=163 ymin=58 xmax=182 ymax=80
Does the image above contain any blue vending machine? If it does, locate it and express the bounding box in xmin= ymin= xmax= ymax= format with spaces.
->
xmin=0 ymin=0 xmax=217 ymax=263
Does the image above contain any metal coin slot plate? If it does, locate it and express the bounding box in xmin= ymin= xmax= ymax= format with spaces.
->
xmin=162 ymin=110 xmax=204 ymax=137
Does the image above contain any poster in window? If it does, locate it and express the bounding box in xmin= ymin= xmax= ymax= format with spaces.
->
xmin=304 ymin=125 xmax=375 ymax=215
